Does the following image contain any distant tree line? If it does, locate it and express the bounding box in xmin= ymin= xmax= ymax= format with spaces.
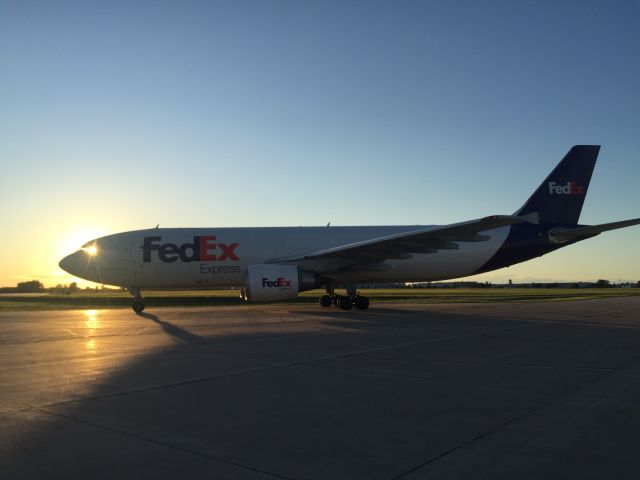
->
xmin=16 ymin=280 xmax=44 ymax=292
xmin=391 ymin=279 xmax=640 ymax=289
xmin=0 ymin=281 xmax=124 ymax=294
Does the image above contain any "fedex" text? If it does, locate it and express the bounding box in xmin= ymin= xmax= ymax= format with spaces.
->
xmin=143 ymin=236 xmax=239 ymax=263
xmin=548 ymin=181 xmax=584 ymax=195
xmin=261 ymin=277 xmax=292 ymax=288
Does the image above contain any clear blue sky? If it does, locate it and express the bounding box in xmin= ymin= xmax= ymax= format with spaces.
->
xmin=1 ymin=0 xmax=638 ymax=286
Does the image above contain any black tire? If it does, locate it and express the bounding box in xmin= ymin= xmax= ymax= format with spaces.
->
xmin=132 ymin=300 xmax=145 ymax=313
xmin=355 ymin=296 xmax=370 ymax=310
xmin=338 ymin=296 xmax=353 ymax=310
xmin=319 ymin=295 xmax=333 ymax=307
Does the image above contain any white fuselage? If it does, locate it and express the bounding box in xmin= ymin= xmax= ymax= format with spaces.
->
xmin=62 ymin=226 xmax=511 ymax=288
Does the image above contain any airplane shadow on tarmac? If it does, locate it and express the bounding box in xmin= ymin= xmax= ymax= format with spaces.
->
xmin=3 ymin=299 xmax=640 ymax=479
xmin=136 ymin=311 xmax=205 ymax=344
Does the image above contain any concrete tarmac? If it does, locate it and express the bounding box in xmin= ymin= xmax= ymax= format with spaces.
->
xmin=1 ymin=298 xmax=640 ymax=479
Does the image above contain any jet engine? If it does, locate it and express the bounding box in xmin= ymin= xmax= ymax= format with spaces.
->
xmin=241 ymin=264 xmax=320 ymax=301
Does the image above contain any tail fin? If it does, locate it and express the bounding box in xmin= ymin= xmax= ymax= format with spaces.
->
xmin=515 ymin=145 xmax=600 ymax=224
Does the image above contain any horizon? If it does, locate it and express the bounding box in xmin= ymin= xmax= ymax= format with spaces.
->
xmin=3 ymin=277 xmax=638 ymax=291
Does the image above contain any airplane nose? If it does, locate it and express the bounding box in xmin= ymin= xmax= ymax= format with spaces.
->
xmin=59 ymin=251 xmax=84 ymax=276
xmin=59 ymin=249 xmax=105 ymax=284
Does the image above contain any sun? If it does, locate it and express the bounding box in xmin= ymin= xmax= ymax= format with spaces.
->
xmin=59 ymin=228 xmax=107 ymax=257
xmin=53 ymin=228 xmax=108 ymax=288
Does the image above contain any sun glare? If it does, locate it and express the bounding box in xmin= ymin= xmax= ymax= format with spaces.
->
xmin=84 ymin=310 xmax=100 ymax=353
xmin=60 ymin=229 xmax=106 ymax=257
xmin=52 ymin=228 xmax=107 ymax=287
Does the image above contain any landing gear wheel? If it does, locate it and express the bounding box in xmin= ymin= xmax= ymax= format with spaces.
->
xmin=319 ymin=295 xmax=333 ymax=307
xmin=354 ymin=296 xmax=369 ymax=310
xmin=132 ymin=300 xmax=145 ymax=313
xmin=338 ymin=296 xmax=353 ymax=310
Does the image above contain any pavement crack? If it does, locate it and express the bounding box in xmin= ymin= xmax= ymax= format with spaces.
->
xmin=391 ymin=354 xmax=640 ymax=479
xmin=28 ymin=404 xmax=295 ymax=480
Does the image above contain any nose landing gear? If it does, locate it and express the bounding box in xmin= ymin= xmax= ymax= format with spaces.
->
xmin=128 ymin=287 xmax=145 ymax=313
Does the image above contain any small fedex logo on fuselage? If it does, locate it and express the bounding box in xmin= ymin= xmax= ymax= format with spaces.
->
xmin=548 ymin=181 xmax=584 ymax=195
xmin=262 ymin=277 xmax=292 ymax=288
xmin=142 ymin=236 xmax=239 ymax=263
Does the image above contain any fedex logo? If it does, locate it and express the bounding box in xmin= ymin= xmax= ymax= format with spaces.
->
xmin=548 ymin=181 xmax=584 ymax=195
xmin=143 ymin=236 xmax=239 ymax=263
xmin=262 ymin=277 xmax=292 ymax=288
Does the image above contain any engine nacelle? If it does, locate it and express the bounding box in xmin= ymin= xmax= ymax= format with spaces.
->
xmin=242 ymin=264 xmax=319 ymax=302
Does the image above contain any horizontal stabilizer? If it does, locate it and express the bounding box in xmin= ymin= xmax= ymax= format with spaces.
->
xmin=548 ymin=218 xmax=640 ymax=243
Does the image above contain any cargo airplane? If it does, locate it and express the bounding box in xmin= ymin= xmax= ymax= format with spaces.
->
xmin=60 ymin=145 xmax=639 ymax=312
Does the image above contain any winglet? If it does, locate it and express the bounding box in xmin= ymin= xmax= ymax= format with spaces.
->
xmin=519 ymin=212 xmax=540 ymax=224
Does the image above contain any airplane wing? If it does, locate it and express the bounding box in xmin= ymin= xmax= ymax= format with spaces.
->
xmin=548 ymin=218 xmax=640 ymax=243
xmin=269 ymin=214 xmax=532 ymax=273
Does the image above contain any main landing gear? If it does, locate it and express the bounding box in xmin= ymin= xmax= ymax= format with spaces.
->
xmin=128 ymin=287 xmax=145 ymax=313
xmin=319 ymin=284 xmax=369 ymax=311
